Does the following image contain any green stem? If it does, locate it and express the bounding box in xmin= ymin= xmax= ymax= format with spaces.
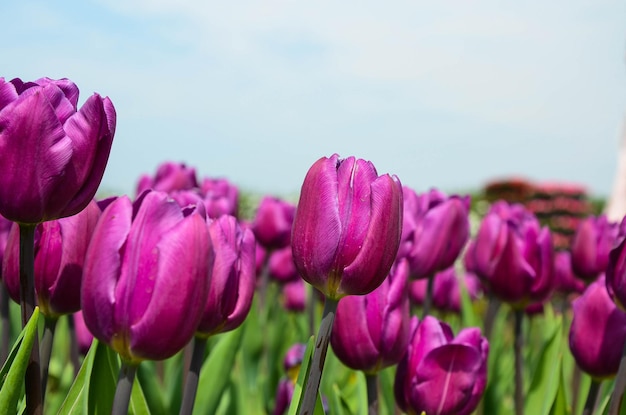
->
xmin=40 ymin=316 xmax=58 ymax=402
xmin=67 ymin=314 xmax=81 ymax=376
xmin=299 ymin=297 xmax=339 ymax=415
xmin=19 ymin=223 xmax=41 ymax=415
xmin=483 ymin=295 xmax=501 ymax=340
xmin=421 ymin=276 xmax=434 ymax=318
xmin=112 ymin=361 xmax=138 ymax=415
xmin=1 ymin=281 xmax=10 ymax=364
xmin=609 ymin=339 xmax=626 ymax=415
xmin=179 ymin=336 xmax=208 ymax=415
xmin=583 ymin=379 xmax=601 ymax=415
xmin=514 ymin=309 xmax=524 ymax=415
xmin=366 ymin=372 xmax=379 ymax=415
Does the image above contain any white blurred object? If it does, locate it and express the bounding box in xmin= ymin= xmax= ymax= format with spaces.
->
xmin=606 ymin=114 xmax=626 ymax=222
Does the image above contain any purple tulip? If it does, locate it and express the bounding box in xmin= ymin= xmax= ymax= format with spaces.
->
xmin=269 ymin=246 xmax=299 ymax=283
xmin=571 ymin=215 xmax=618 ymax=282
xmin=569 ymin=276 xmax=626 ymax=379
xmin=400 ymin=187 xmax=470 ymax=279
xmin=606 ymin=235 xmax=626 ymax=311
xmin=395 ymin=316 xmax=489 ymax=415
xmin=409 ymin=267 xmax=482 ymax=314
xmin=0 ymin=77 xmax=116 ymax=223
xmin=136 ymin=161 xmax=199 ymax=196
xmin=554 ymin=251 xmax=585 ymax=295
xmin=200 ymin=177 xmax=239 ymax=218
xmin=291 ymin=154 xmax=403 ymax=299
xmin=196 ymin=215 xmax=256 ymax=337
xmin=81 ymin=191 xmax=212 ymax=363
xmin=72 ymin=311 xmax=94 ymax=356
xmin=0 ymin=214 xmax=13 ymax=268
xmin=273 ymin=343 xmax=307 ymax=415
xmin=2 ymin=200 xmax=101 ymax=317
xmin=282 ymin=278 xmax=307 ymax=312
xmin=252 ymin=196 xmax=296 ymax=250
xmin=471 ymin=201 xmax=554 ymax=308
xmin=331 ymin=259 xmax=410 ymax=373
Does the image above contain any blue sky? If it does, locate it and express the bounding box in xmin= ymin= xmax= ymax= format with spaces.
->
xmin=2 ymin=0 xmax=625 ymax=198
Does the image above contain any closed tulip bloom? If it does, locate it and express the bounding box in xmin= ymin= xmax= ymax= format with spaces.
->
xmin=554 ymin=251 xmax=585 ymax=295
xmin=571 ymin=215 xmax=618 ymax=282
xmin=0 ymin=77 xmax=116 ymax=224
xmin=331 ymin=259 xmax=410 ymax=373
xmin=410 ymin=267 xmax=481 ymax=314
xmin=201 ymin=177 xmax=239 ymax=218
xmin=72 ymin=311 xmax=94 ymax=355
xmin=136 ymin=161 xmax=199 ymax=196
xmin=569 ymin=276 xmax=626 ymax=378
xmin=401 ymin=187 xmax=470 ymax=279
xmin=252 ymin=196 xmax=296 ymax=250
xmin=282 ymin=278 xmax=307 ymax=312
xmin=3 ymin=200 xmax=101 ymax=317
xmin=81 ymin=191 xmax=212 ymax=363
xmin=0 ymin=214 xmax=12 ymax=267
xmin=269 ymin=246 xmax=299 ymax=283
xmin=292 ymin=154 xmax=403 ymax=299
xmin=471 ymin=201 xmax=554 ymax=308
xmin=395 ymin=316 xmax=489 ymax=415
xmin=606 ymin=235 xmax=626 ymax=311
xmin=196 ymin=215 xmax=256 ymax=337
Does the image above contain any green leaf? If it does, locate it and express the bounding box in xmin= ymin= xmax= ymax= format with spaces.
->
xmin=136 ymin=362 xmax=166 ymax=415
xmin=0 ymin=307 xmax=40 ymax=414
xmin=129 ymin=375 xmax=152 ymax=415
xmin=459 ymin=277 xmax=479 ymax=328
xmin=287 ymin=336 xmax=314 ymax=415
xmin=378 ymin=366 xmax=396 ymax=415
xmin=192 ymin=327 xmax=244 ymax=415
xmin=524 ymin=315 xmax=563 ymax=415
xmin=57 ymin=339 xmax=100 ymax=415
xmin=88 ymin=342 xmax=119 ymax=415
xmin=328 ymin=384 xmax=346 ymax=415
xmin=549 ymin=364 xmax=570 ymax=415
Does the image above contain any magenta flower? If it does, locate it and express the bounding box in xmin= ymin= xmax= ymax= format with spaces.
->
xmin=571 ymin=215 xmax=618 ymax=282
xmin=471 ymin=201 xmax=554 ymax=308
xmin=81 ymin=191 xmax=212 ymax=363
xmin=291 ymin=154 xmax=403 ymax=299
xmin=331 ymin=259 xmax=410 ymax=373
xmin=269 ymin=246 xmax=299 ymax=283
xmin=400 ymin=187 xmax=470 ymax=279
xmin=606 ymin=234 xmax=626 ymax=311
xmin=282 ymin=278 xmax=307 ymax=312
xmin=200 ymin=177 xmax=239 ymax=218
xmin=136 ymin=161 xmax=198 ymax=196
xmin=569 ymin=276 xmax=626 ymax=379
xmin=409 ymin=267 xmax=482 ymax=314
xmin=3 ymin=200 xmax=101 ymax=317
xmin=72 ymin=311 xmax=94 ymax=356
xmin=554 ymin=251 xmax=585 ymax=295
xmin=252 ymin=196 xmax=296 ymax=250
xmin=0 ymin=77 xmax=115 ymax=223
xmin=196 ymin=215 xmax=256 ymax=337
xmin=394 ymin=316 xmax=489 ymax=415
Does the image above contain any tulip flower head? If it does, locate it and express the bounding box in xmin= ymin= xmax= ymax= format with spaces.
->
xmin=606 ymin=234 xmax=626 ymax=311
xmin=200 ymin=177 xmax=239 ymax=218
xmin=252 ymin=196 xmax=296 ymax=251
xmin=394 ymin=316 xmax=489 ymax=415
xmin=291 ymin=154 xmax=403 ymax=300
xmin=136 ymin=161 xmax=199 ymax=196
xmin=81 ymin=191 xmax=212 ymax=363
xmin=0 ymin=77 xmax=116 ymax=223
xmin=570 ymin=215 xmax=618 ymax=282
xmin=409 ymin=266 xmax=482 ymax=314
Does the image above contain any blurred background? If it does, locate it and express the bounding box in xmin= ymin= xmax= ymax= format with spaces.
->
xmin=1 ymin=0 xmax=625 ymax=200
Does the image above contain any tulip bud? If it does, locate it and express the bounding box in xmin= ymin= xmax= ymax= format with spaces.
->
xmin=409 ymin=267 xmax=482 ymax=314
xmin=72 ymin=311 xmax=94 ymax=355
xmin=0 ymin=77 xmax=116 ymax=223
xmin=282 ymin=278 xmax=307 ymax=312
xmin=569 ymin=276 xmax=626 ymax=379
xmin=196 ymin=215 xmax=256 ymax=337
xmin=554 ymin=251 xmax=585 ymax=296
xmin=471 ymin=201 xmax=554 ymax=308
xmin=400 ymin=187 xmax=470 ymax=279
xmin=200 ymin=177 xmax=239 ymax=218
xmin=136 ymin=161 xmax=199 ymax=196
xmin=81 ymin=191 xmax=212 ymax=363
xmin=252 ymin=197 xmax=296 ymax=250
xmin=331 ymin=259 xmax=410 ymax=373
xmin=291 ymin=154 xmax=403 ymax=300
xmin=3 ymin=200 xmax=101 ymax=317
xmin=394 ymin=316 xmax=489 ymax=415
xmin=269 ymin=246 xmax=299 ymax=283
xmin=606 ymin=235 xmax=626 ymax=311
xmin=571 ymin=215 xmax=618 ymax=282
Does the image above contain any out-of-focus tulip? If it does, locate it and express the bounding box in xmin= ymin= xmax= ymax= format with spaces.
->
xmin=395 ymin=316 xmax=489 ymax=415
xmin=136 ymin=162 xmax=198 ymax=196
xmin=282 ymin=278 xmax=307 ymax=312
xmin=269 ymin=246 xmax=298 ymax=283
xmin=471 ymin=201 xmax=554 ymax=308
xmin=291 ymin=154 xmax=403 ymax=300
xmin=252 ymin=197 xmax=295 ymax=250
xmin=570 ymin=215 xmax=618 ymax=282
xmin=331 ymin=259 xmax=410 ymax=373
xmin=201 ymin=177 xmax=239 ymax=218
xmin=3 ymin=200 xmax=101 ymax=317
xmin=607 ymin=235 xmax=626 ymax=311
xmin=400 ymin=187 xmax=470 ymax=279
xmin=255 ymin=243 xmax=267 ymax=279
xmin=569 ymin=276 xmax=626 ymax=379
xmin=273 ymin=343 xmax=307 ymax=415
xmin=0 ymin=214 xmax=12 ymax=267
xmin=196 ymin=215 xmax=256 ymax=337
xmin=81 ymin=191 xmax=212 ymax=363
xmin=72 ymin=311 xmax=93 ymax=355
xmin=409 ymin=267 xmax=482 ymax=314
xmin=0 ymin=77 xmax=116 ymax=224
xmin=554 ymin=251 xmax=585 ymax=295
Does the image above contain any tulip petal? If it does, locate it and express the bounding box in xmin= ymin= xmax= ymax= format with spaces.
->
xmin=0 ymin=78 xmax=18 ymax=111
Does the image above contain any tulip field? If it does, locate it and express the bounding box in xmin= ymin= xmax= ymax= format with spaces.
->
xmin=2 ymin=76 xmax=626 ymax=415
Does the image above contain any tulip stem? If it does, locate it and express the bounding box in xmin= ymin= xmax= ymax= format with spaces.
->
xmin=1 ymin=282 xmax=10 ymax=364
xmin=583 ymin=379 xmax=601 ymax=415
xmin=19 ymin=223 xmax=42 ymax=415
xmin=299 ymin=297 xmax=339 ymax=415
xmin=365 ymin=373 xmax=379 ymax=415
xmin=608 ymin=339 xmax=626 ymax=414
xmin=514 ymin=309 xmax=524 ymax=415
xmin=179 ymin=336 xmax=208 ymax=415
xmin=112 ymin=361 xmax=138 ymax=415
xmin=421 ymin=276 xmax=434 ymax=318
xmin=40 ymin=316 xmax=58 ymax=402
xmin=67 ymin=315 xmax=81 ymax=376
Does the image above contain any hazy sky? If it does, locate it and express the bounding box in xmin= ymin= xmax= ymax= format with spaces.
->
xmin=2 ymin=1 xmax=625 ymax=198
